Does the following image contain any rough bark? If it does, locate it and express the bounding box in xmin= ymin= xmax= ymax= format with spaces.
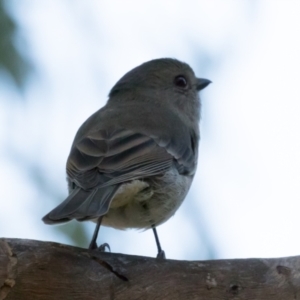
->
xmin=0 ymin=238 xmax=299 ymax=299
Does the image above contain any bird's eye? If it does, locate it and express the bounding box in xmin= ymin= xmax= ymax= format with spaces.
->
xmin=174 ymin=75 xmax=187 ymax=88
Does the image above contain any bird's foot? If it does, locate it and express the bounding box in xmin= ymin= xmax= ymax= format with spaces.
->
xmin=156 ymin=250 xmax=166 ymax=259
xmin=88 ymin=240 xmax=98 ymax=250
xmin=98 ymin=242 xmax=111 ymax=252
xmin=89 ymin=241 xmax=111 ymax=252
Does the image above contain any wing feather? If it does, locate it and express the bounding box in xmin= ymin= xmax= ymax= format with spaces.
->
xmin=43 ymin=126 xmax=195 ymax=224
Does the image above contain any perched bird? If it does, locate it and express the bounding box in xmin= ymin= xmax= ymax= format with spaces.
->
xmin=42 ymin=58 xmax=211 ymax=258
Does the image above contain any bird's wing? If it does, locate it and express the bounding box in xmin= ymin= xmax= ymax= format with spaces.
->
xmin=43 ymin=127 xmax=195 ymax=224
xmin=67 ymin=128 xmax=177 ymax=189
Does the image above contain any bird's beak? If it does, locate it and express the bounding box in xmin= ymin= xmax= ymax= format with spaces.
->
xmin=196 ymin=78 xmax=212 ymax=91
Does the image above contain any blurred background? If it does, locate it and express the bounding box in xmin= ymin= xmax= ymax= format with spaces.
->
xmin=1 ymin=0 xmax=300 ymax=260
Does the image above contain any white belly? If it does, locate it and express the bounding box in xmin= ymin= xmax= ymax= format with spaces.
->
xmin=99 ymin=168 xmax=193 ymax=230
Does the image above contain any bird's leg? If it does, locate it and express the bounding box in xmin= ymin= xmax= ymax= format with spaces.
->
xmin=89 ymin=216 xmax=103 ymax=250
xmin=152 ymin=225 xmax=166 ymax=259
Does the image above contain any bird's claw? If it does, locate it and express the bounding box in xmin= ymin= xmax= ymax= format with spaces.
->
xmin=156 ymin=250 xmax=166 ymax=259
xmin=98 ymin=242 xmax=111 ymax=252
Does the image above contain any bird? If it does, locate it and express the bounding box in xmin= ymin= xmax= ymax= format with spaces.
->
xmin=42 ymin=58 xmax=211 ymax=258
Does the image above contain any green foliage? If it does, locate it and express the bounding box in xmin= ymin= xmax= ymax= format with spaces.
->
xmin=0 ymin=1 xmax=31 ymax=91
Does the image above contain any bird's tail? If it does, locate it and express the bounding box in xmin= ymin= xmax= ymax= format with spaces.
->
xmin=42 ymin=185 xmax=120 ymax=224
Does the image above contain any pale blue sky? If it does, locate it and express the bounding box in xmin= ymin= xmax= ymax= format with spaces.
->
xmin=1 ymin=0 xmax=300 ymax=260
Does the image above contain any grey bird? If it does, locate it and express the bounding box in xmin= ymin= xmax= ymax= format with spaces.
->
xmin=42 ymin=58 xmax=211 ymax=258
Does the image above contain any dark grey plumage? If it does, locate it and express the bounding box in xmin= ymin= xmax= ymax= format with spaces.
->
xmin=42 ymin=58 xmax=210 ymax=256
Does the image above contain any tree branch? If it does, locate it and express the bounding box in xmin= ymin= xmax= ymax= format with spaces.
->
xmin=0 ymin=238 xmax=299 ymax=299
